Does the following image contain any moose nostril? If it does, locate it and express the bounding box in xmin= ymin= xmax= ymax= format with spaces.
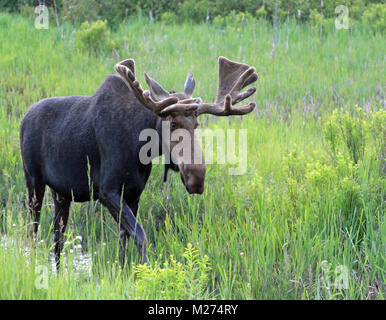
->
xmin=195 ymin=186 xmax=204 ymax=194
xmin=187 ymin=183 xmax=204 ymax=195
xmin=191 ymin=187 xmax=204 ymax=194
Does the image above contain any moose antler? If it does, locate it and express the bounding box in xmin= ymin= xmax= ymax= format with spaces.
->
xmin=196 ymin=56 xmax=258 ymax=116
xmin=114 ymin=59 xmax=179 ymax=114
xmin=115 ymin=57 xmax=258 ymax=117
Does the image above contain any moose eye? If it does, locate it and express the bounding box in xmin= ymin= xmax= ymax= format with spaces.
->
xmin=171 ymin=121 xmax=177 ymax=128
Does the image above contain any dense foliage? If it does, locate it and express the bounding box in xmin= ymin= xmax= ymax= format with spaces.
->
xmin=1 ymin=0 xmax=385 ymax=32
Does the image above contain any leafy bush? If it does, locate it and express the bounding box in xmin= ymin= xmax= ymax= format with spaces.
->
xmin=160 ymin=11 xmax=177 ymax=25
xmin=256 ymin=5 xmax=267 ymax=20
xmin=309 ymin=9 xmax=335 ymax=35
xmin=2 ymin=0 xmax=386 ymax=30
xmin=362 ymin=3 xmax=386 ymax=33
xmin=323 ymin=108 xmax=367 ymax=164
xmin=134 ymin=244 xmax=211 ymax=299
xmin=279 ymin=108 xmax=384 ymax=239
xmin=281 ymin=146 xmax=366 ymax=238
xmin=75 ymin=20 xmax=111 ymax=54
xmin=212 ymin=15 xmax=226 ymax=28
xmin=369 ymin=109 xmax=386 ymax=174
xmin=180 ymin=0 xmax=210 ymax=23
xmin=213 ymin=10 xmax=254 ymax=28
xmin=234 ymin=10 xmax=254 ymax=24
xmin=61 ymin=0 xmax=101 ymax=26
xmin=320 ymin=108 xmax=384 ymax=224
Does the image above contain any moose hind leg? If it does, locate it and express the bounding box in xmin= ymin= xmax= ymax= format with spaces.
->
xmin=26 ymin=175 xmax=45 ymax=238
xmin=51 ymin=189 xmax=71 ymax=271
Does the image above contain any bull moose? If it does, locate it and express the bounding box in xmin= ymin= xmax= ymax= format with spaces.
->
xmin=20 ymin=56 xmax=258 ymax=269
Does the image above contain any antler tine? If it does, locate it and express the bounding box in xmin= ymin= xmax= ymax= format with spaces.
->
xmin=118 ymin=58 xmax=135 ymax=75
xmin=114 ymin=59 xmax=178 ymax=114
xmin=197 ymin=96 xmax=256 ymax=116
xmin=197 ymin=57 xmax=258 ymax=116
xmin=227 ymin=67 xmax=258 ymax=104
xmin=159 ymin=98 xmax=202 ymax=116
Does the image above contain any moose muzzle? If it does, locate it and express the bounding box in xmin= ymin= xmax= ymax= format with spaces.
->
xmin=179 ymin=162 xmax=206 ymax=194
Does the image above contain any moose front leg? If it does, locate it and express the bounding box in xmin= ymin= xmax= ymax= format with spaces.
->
xmin=99 ymin=191 xmax=147 ymax=264
xmin=119 ymin=200 xmax=140 ymax=267
xmin=119 ymin=228 xmax=127 ymax=267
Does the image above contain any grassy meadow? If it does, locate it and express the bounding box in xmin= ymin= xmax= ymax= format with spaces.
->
xmin=0 ymin=12 xmax=384 ymax=299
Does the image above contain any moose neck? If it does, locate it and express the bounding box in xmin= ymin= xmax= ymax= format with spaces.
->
xmin=154 ymin=117 xmax=179 ymax=170
xmin=155 ymin=117 xmax=164 ymax=157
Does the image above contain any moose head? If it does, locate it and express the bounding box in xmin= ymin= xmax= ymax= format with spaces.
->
xmin=115 ymin=57 xmax=258 ymax=195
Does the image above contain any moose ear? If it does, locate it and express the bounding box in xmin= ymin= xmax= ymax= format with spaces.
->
xmin=184 ymin=71 xmax=195 ymax=97
xmin=144 ymin=73 xmax=170 ymax=101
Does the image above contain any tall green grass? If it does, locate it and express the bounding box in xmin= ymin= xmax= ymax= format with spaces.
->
xmin=0 ymin=13 xmax=384 ymax=299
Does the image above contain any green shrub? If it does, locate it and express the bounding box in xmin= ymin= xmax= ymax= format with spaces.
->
xmin=323 ymin=108 xmax=367 ymax=164
xmin=284 ymin=147 xmax=306 ymax=181
xmin=309 ymin=8 xmax=335 ymax=35
xmin=234 ymin=10 xmax=254 ymax=24
xmin=281 ymin=108 xmax=384 ymax=233
xmin=134 ymin=244 xmax=211 ymax=299
xmin=180 ymin=0 xmax=210 ymax=23
xmin=369 ymin=109 xmax=386 ymax=174
xmin=3 ymin=0 xmax=386 ymax=28
xmin=61 ymin=0 xmax=100 ymax=26
xmin=75 ymin=20 xmax=111 ymax=54
xmin=212 ymin=10 xmax=255 ymax=28
xmin=160 ymin=11 xmax=177 ymax=25
xmin=212 ymin=15 xmax=226 ymax=28
xmin=323 ymin=111 xmax=341 ymax=158
xmin=337 ymin=108 xmax=367 ymax=165
xmin=256 ymin=5 xmax=267 ymax=20
xmin=362 ymin=3 xmax=386 ymax=33
xmin=281 ymin=145 xmax=366 ymax=236
xmin=17 ymin=4 xmax=34 ymax=19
